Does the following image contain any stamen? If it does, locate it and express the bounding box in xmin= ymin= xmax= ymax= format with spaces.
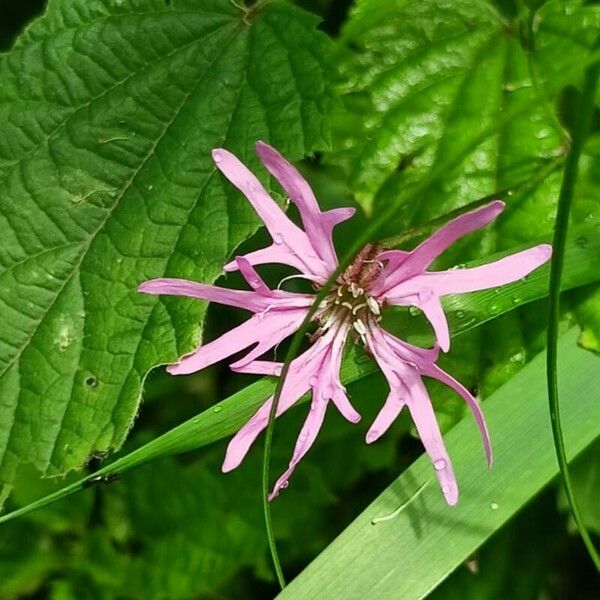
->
xmin=362 ymin=258 xmax=385 ymax=270
xmin=353 ymin=319 xmax=367 ymax=335
xmin=366 ymin=297 xmax=381 ymax=315
xmin=351 ymin=302 xmax=367 ymax=315
xmin=276 ymin=273 xmax=314 ymax=290
xmin=353 ymin=319 xmax=368 ymax=345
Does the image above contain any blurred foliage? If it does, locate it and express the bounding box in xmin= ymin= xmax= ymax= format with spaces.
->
xmin=0 ymin=0 xmax=599 ymax=599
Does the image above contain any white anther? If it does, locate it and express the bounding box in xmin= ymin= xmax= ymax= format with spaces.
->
xmin=351 ymin=302 xmax=367 ymax=315
xmin=353 ymin=319 xmax=367 ymax=335
xmin=366 ymin=296 xmax=381 ymax=315
xmin=353 ymin=319 xmax=368 ymax=345
xmin=341 ymin=301 xmax=354 ymax=311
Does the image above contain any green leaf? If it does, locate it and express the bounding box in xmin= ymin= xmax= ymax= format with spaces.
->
xmin=0 ymin=0 xmax=333 ymax=488
xmin=2 ymin=222 xmax=599 ymax=523
xmin=108 ymin=455 xmax=269 ymax=598
xmin=277 ymin=328 xmax=600 ymax=599
xmin=330 ymin=0 xmax=599 ymax=231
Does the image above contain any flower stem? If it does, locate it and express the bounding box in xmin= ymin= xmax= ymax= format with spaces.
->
xmin=546 ymin=44 xmax=600 ymax=572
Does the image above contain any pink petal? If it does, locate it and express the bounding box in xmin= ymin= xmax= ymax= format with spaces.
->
xmin=222 ymin=330 xmax=332 ymax=472
xmin=393 ymin=244 xmax=552 ymax=298
xmin=223 ymin=244 xmax=315 ymax=278
xmin=138 ymin=278 xmax=272 ymax=313
xmin=321 ymin=324 xmax=361 ymax=424
xmin=235 ymin=257 xmax=275 ymax=297
xmin=167 ymin=307 xmax=307 ymax=375
xmin=381 ymin=330 xmax=441 ymax=364
xmin=421 ymin=362 xmax=492 ymax=466
xmin=376 ymin=201 xmax=505 ymax=294
xmin=213 ymin=147 xmax=328 ymax=281
xmin=222 ymin=378 xmax=308 ymax=472
xmin=365 ymin=322 xmax=460 ymax=505
xmin=269 ymin=396 xmax=328 ymax=500
xmin=256 ymin=141 xmax=355 ymax=269
xmin=222 ymin=323 xmax=359 ymax=490
xmin=365 ymin=390 xmax=405 ymax=444
xmin=231 ymin=360 xmax=283 ymax=376
xmin=403 ymin=370 xmax=458 ymax=506
xmin=419 ymin=297 xmax=450 ymax=353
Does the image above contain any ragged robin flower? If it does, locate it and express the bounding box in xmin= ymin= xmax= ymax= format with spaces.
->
xmin=139 ymin=142 xmax=551 ymax=505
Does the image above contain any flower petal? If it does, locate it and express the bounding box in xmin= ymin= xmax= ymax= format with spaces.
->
xmin=376 ymin=201 xmax=505 ymax=294
xmin=421 ymin=362 xmax=492 ymax=466
xmin=235 ymin=256 xmax=275 ymax=297
xmin=365 ymin=390 xmax=405 ymax=444
xmin=168 ymin=307 xmax=307 ymax=375
xmin=382 ymin=245 xmax=552 ymax=350
xmin=222 ymin=381 xmax=308 ymax=472
xmin=222 ymin=322 xmax=359 ymax=494
xmin=231 ymin=360 xmax=283 ymax=376
xmin=365 ymin=322 xmax=459 ymax=505
xmin=256 ymin=141 xmax=355 ymax=269
xmin=138 ymin=278 xmax=272 ymax=313
xmin=269 ymin=396 xmax=328 ymax=500
xmin=223 ymin=244 xmax=312 ymax=276
xmin=213 ymin=147 xmax=328 ymax=280
xmin=393 ymin=244 xmax=552 ymax=298
xmin=403 ymin=370 xmax=458 ymax=506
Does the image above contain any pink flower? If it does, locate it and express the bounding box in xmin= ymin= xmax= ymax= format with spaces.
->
xmin=139 ymin=142 xmax=552 ymax=505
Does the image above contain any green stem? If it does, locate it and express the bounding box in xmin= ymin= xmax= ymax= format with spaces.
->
xmin=547 ymin=49 xmax=600 ymax=572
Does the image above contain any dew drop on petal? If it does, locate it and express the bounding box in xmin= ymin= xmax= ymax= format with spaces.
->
xmin=273 ymin=233 xmax=284 ymax=245
xmin=213 ymin=152 xmax=222 ymax=163
xmin=280 ymin=480 xmax=289 ymax=489
xmin=433 ymin=458 xmax=447 ymax=471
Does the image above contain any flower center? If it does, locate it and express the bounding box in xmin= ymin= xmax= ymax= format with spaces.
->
xmin=315 ymin=243 xmax=385 ymax=344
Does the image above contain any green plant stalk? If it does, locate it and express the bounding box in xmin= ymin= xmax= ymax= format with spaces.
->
xmin=547 ymin=50 xmax=600 ymax=571
xmin=262 ymin=43 xmax=600 ymax=582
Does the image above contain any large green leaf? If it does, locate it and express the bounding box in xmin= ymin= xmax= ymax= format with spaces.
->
xmin=330 ymin=0 xmax=599 ymax=236
xmin=277 ymin=328 xmax=600 ymax=599
xmin=0 ymin=0 xmax=333 ymax=488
